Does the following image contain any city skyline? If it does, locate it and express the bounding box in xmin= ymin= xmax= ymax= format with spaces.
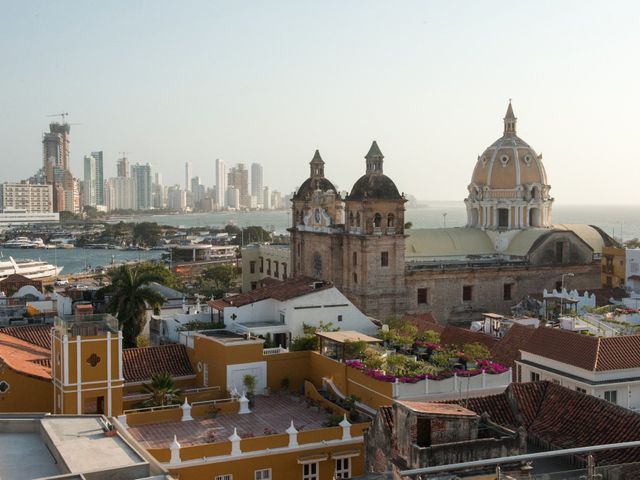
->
xmin=2 ymin=1 xmax=640 ymax=204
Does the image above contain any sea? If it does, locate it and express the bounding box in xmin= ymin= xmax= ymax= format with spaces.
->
xmin=3 ymin=202 xmax=638 ymax=275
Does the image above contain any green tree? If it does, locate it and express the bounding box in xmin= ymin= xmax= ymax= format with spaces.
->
xmin=461 ymin=343 xmax=491 ymax=362
xmin=197 ymin=264 xmax=238 ymax=297
xmin=626 ymin=238 xmax=640 ymax=249
xmin=101 ymin=265 xmax=166 ymax=347
xmin=141 ymin=372 xmax=182 ymax=407
xmin=133 ymin=222 xmax=162 ymax=247
xmin=136 ymin=262 xmax=184 ymax=291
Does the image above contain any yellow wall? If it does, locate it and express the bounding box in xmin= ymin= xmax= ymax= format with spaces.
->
xmin=601 ymin=246 xmax=626 ymax=288
xmin=266 ymin=351 xmax=311 ymax=392
xmin=0 ymin=368 xmax=53 ymax=413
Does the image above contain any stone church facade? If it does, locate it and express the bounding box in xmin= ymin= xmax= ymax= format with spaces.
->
xmin=290 ymin=103 xmax=614 ymax=323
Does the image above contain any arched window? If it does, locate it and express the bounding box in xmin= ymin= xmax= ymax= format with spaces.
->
xmin=356 ymin=212 xmax=361 ymax=227
xmin=374 ymin=213 xmax=382 ymax=228
xmin=349 ymin=212 xmax=354 ymax=226
xmin=387 ymin=213 xmax=395 ymax=228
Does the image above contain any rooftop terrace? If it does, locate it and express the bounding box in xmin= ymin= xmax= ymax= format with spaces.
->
xmin=128 ymin=394 xmax=333 ymax=448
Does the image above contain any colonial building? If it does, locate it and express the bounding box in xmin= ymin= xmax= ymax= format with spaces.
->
xmin=290 ymin=103 xmax=615 ymax=322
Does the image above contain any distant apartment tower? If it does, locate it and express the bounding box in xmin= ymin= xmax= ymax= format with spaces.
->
xmin=226 ymin=186 xmax=240 ymax=209
xmin=105 ymin=177 xmax=136 ymax=211
xmin=228 ymin=163 xmax=249 ymax=208
xmin=251 ymin=163 xmax=263 ymax=199
xmin=83 ymin=155 xmax=97 ymax=207
xmin=185 ymin=162 xmax=192 ymax=191
xmin=42 ymin=123 xmax=70 ymax=183
xmin=130 ymin=163 xmax=152 ymax=210
xmin=215 ymin=158 xmax=226 ymax=208
xmin=0 ymin=182 xmax=53 ymax=213
xmin=153 ymin=173 xmax=165 ymax=209
xmin=91 ymin=151 xmax=104 ymax=205
xmin=263 ymin=186 xmax=272 ymax=210
xmin=117 ymin=156 xmax=129 ymax=177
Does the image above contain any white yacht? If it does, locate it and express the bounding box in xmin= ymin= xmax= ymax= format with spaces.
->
xmin=0 ymin=256 xmax=63 ymax=281
xmin=3 ymin=237 xmax=46 ymax=249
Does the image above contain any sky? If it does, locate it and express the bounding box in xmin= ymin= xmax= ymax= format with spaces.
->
xmin=1 ymin=1 xmax=639 ymax=204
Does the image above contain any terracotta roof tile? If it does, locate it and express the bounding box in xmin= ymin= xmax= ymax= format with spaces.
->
xmin=0 ymin=324 xmax=52 ymax=350
xmin=404 ymin=313 xmax=442 ymax=333
xmin=439 ymin=325 xmax=498 ymax=350
xmin=447 ymin=381 xmax=640 ymax=464
xmin=0 ymin=333 xmax=51 ymax=380
xmin=207 ymin=276 xmax=332 ymax=309
xmin=122 ymin=343 xmax=195 ymax=383
xmin=522 ymin=327 xmax=640 ymax=372
xmin=490 ymin=324 xmax=536 ymax=368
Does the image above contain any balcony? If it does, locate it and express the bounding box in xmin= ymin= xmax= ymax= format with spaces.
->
xmin=373 ymin=227 xmax=382 ymax=235
xmin=387 ymin=227 xmax=396 ymax=235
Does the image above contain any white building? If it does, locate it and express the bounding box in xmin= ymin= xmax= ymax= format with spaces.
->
xmin=106 ymin=177 xmax=136 ymax=211
xmin=185 ymin=161 xmax=192 ymax=192
xmin=263 ymin=186 xmax=272 ymax=210
xmin=226 ymin=186 xmax=240 ymax=209
xmin=0 ymin=182 xmax=53 ymax=214
xmin=626 ymin=249 xmax=640 ymax=294
xmin=207 ymin=276 xmax=378 ymax=348
xmin=517 ymin=327 xmax=640 ymax=410
xmin=251 ymin=162 xmax=263 ymax=198
xmin=130 ymin=163 xmax=152 ymax=210
xmin=215 ymin=158 xmax=227 ymax=208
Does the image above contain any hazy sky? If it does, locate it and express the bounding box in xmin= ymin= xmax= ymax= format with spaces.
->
xmin=2 ymin=1 xmax=639 ymax=204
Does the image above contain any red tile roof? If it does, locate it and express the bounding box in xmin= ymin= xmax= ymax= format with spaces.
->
xmin=522 ymin=327 xmax=640 ymax=371
xmin=0 ymin=333 xmax=51 ymax=380
xmin=490 ymin=323 xmax=536 ymax=368
xmin=122 ymin=343 xmax=195 ymax=383
xmin=404 ymin=313 xmax=442 ymax=333
xmin=439 ymin=325 xmax=498 ymax=350
xmin=207 ymin=276 xmax=332 ymax=309
xmin=448 ymin=382 xmax=640 ymax=464
xmin=0 ymin=324 xmax=52 ymax=350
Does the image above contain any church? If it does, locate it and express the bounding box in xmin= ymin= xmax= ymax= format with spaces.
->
xmin=289 ymin=103 xmax=615 ymax=323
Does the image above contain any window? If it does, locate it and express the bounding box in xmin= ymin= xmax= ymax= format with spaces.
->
xmin=552 ymin=378 xmax=560 ymax=385
xmin=498 ymin=208 xmax=509 ymax=228
xmin=353 ymin=251 xmax=357 ymax=266
xmin=255 ymin=469 xmax=271 ymax=480
xmin=576 ymin=387 xmax=586 ymax=394
xmin=604 ymin=390 xmax=618 ymax=404
xmin=503 ymin=283 xmax=512 ymax=301
xmin=251 ymin=282 xmax=257 ymax=290
xmin=417 ymin=288 xmax=428 ymax=305
xmin=259 ymin=257 xmax=264 ymax=273
xmin=216 ymin=475 xmax=232 ymax=480
xmin=374 ymin=213 xmax=382 ymax=228
xmin=282 ymin=263 xmax=288 ymax=279
xmin=387 ymin=213 xmax=395 ymax=228
xmin=462 ymin=285 xmax=473 ymax=302
xmin=303 ymin=462 xmax=319 ymax=480
xmin=530 ymin=372 xmax=540 ymax=382
xmin=353 ymin=272 xmax=357 ymax=284
xmin=267 ymin=259 xmax=271 ymax=275
xmin=250 ymin=261 xmax=256 ymax=274
xmin=335 ymin=458 xmax=351 ymax=479
xmin=381 ymin=251 xmax=389 ymax=267
xmin=274 ymin=261 xmax=279 ymax=278
xmin=338 ymin=315 xmax=343 ymax=322
xmin=555 ymin=280 xmax=562 ymax=291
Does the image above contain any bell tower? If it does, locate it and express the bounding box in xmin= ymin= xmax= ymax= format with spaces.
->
xmin=52 ymin=314 xmax=124 ymax=416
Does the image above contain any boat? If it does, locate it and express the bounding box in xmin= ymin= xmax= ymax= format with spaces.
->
xmin=3 ymin=237 xmax=46 ymax=249
xmin=0 ymin=256 xmax=63 ymax=281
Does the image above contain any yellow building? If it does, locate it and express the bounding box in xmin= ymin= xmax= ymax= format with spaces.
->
xmin=601 ymin=245 xmax=626 ymax=288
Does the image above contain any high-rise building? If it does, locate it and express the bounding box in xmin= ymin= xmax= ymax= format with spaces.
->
xmin=91 ymin=151 xmax=104 ymax=205
xmin=106 ymin=177 xmax=136 ymax=211
xmin=263 ymin=186 xmax=272 ymax=210
xmin=215 ymin=158 xmax=226 ymax=208
xmin=117 ymin=156 xmax=129 ymax=178
xmin=83 ymin=155 xmax=97 ymax=207
xmin=226 ymin=186 xmax=240 ymax=209
xmin=42 ymin=123 xmax=70 ymax=183
xmin=185 ymin=162 xmax=192 ymax=191
xmin=0 ymin=182 xmax=53 ymax=213
xmin=130 ymin=163 xmax=152 ymax=210
xmin=272 ymin=190 xmax=282 ymax=210
xmin=251 ymin=163 xmax=263 ymax=199
xmin=153 ymin=173 xmax=165 ymax=209
xmin=228 ymin=163 xmax=249 ymax=208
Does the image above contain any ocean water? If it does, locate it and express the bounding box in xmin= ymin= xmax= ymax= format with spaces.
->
xmin=0 ymin=248 xmax=162 ymax=276
xmin=118 ymin=203 xmax=640 ymax=241
xmin=5 ymin=203 xmax=637 ymax=275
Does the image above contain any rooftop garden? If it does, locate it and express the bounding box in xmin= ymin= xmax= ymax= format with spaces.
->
xmin=342 ymin=317 xmax=508 ymax=384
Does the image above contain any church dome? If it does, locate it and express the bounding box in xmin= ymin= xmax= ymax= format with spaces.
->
xmin=293 ymin=150 xmax=338 ymax=201
xmin=465 ymin=102 xmax=554 ymax=230
xmin=470 ymin=102 xmax=548 ymax=191
xmin=347 ymin=141 xmax=402 ymax=201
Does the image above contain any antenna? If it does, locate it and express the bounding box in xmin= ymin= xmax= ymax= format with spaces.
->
xmin=46 ymin=112 xmax=69 ymax=123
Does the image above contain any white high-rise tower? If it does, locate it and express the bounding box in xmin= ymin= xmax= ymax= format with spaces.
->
xmin=185 ymin=162 xmax=192 ymax=192
xmin=215 ymin=158 xmax=226 ymax=208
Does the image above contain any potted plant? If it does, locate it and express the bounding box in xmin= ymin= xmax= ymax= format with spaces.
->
xmin=243 ymin=374 xmax=257 ymax=408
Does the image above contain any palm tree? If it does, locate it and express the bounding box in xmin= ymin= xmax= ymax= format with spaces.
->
xmin=141 ymin=372 xmax=182 ymax=407
xmin=101 ymin=264 xmax=166 ymax=347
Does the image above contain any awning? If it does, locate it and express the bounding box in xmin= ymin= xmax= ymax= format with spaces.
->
xmin=297 ymin=453 xmax=328 ymax=464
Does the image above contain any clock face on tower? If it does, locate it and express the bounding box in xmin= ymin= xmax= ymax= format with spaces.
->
xmin=313 ymin=252 xmax=322 ymax=277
